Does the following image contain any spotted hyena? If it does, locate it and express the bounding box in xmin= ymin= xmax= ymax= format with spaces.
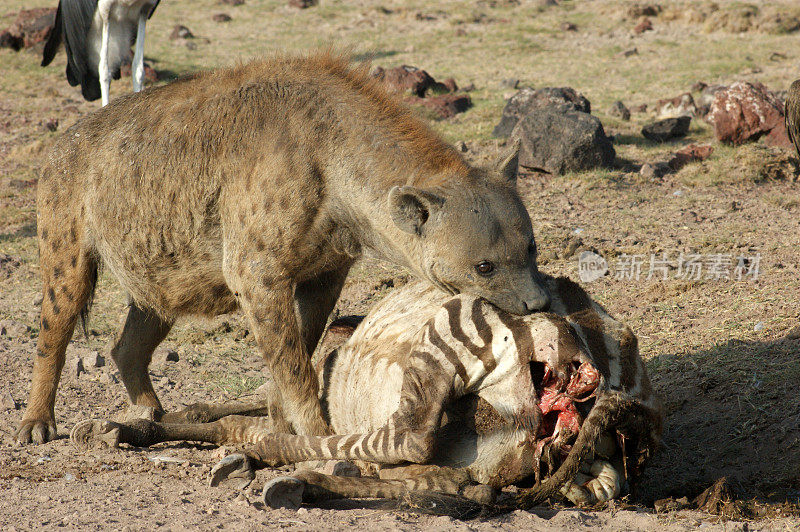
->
xmin=18 ymin=52 xmax=551 ymax=444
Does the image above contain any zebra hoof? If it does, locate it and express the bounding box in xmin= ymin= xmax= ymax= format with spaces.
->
xmin=70 ymin=419 xmax=122 ymax=451
xmin=262 ymin=476 xmax=305 ymax=510
xmin=209 ymin=453 xmax=255 ymax=489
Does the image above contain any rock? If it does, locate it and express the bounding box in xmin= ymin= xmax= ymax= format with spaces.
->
xmin=153 ymin=347 xmax=180 ymax=365
xmin=707 ymin=81 xmax=784 ymax=145
xmin=455 ymin=140 xmax=468 ymax=152
xmin=289 ymin=0 xmax=317 ymax=8
xmin=560 ymin=22 xmax=578 ymax=31
xmin=639 ymin=162 xmax=671 ymax=179
xmin=440 ymin=78 xmax=458 ymax=92
xmin=609 ymin=101 xmax=630 ymax=120
xmin=372 ymin=65 xmax=437 ymax=97
xmin=0 ymin=253 xmax=21 ymax=280
xmin=0 ymin=320 xmax=30 ymax=339
xmin=765 ymin=124 xmax=793 ymax=149
xmin=169 ymin=25 xmax=194 ymax=40
xmin=633 ymin=17 xmax=653 ymax=34
xmin=219 ymin=0 xmax=245 ymax=5
xmin=654 ymin=496 xmax=690 ymax=512
xmin=641 ymin=116 xmax=691 ymax=142
xmin=493 ymin=86 xmax=591 ymax=137
xmin=84 ymin=351 xmax=105 ymax=368
xmin=500 ymin=78 xmax=520 ymax=89
xmin=68 ymin=356 xmax=85 ymax=380
xmin=1 ymin=392 xmax=17 ymax=411
xmin=212 ymin=13 xmax=232 ymax=22
xmin=40 ymin=118 xmax=59 ymax=132
xmin=415 ymin=94 xmax=472 ymax=119
xmin=667 ymin=144 xmax=714 ymax=171
xmin=511 ymin=108 xmax=615 ymax=174
xmin=654 ymin=93 xmax=697 ymax=119
xmin=119 ymin=61 xmax=159 ymax=83
xmin=0 ymin=8 xmax=56 ymax=51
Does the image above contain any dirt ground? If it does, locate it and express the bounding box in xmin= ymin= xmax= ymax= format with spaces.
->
xmin=2 ymin=0 xmax=800 ymax=530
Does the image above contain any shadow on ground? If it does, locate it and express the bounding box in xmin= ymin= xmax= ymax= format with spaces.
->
xmin=638 ymin=332 xmax=800 ymax=504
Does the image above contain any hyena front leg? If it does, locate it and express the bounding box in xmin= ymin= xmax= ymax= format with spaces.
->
xmin=236 ymin=278 xmax=331 ymax=437
xmin=16 ymin=229 xmax=98 ymax=444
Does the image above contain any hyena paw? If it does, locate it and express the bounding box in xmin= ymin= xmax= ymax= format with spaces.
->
xmin=209 ymin=453 xmax=256 ymax=489
xmin=262 ymin=476 xmax=305 ymax=510
xmin=16 ymin=418 xmax=57 ymax=445
xmin=70 ymin=419 xmax=122 ymax=451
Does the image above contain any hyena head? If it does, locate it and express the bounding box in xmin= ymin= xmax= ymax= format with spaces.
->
xmin=388 ymin=141 xmax=550 ymax=315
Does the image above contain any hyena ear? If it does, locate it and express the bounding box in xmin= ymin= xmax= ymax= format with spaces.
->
xmin=494 ymin=138 xmax=521 ymax=184
xmin=388 ymin=186 xmax=444 ymax=236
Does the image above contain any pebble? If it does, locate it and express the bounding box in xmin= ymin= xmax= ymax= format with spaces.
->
xmin=1 ymin=392 xmax=17 ymax=410
xmin=754 ymin=321 xmax=764 ymax=332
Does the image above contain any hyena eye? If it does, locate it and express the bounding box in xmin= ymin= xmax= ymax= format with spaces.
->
xmin=528 ymin=237 xmax=537 ymax=256
xmin=475 ymin=261 xmax=495 ymax=276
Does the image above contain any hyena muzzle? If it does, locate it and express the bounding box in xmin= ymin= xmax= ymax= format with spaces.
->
xmin=72 ymin=274 xmax=663 ymax=515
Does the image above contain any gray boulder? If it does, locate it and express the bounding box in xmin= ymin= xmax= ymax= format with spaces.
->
xmin=641 ymin=116 xmax=691 ymax=142
xmin=510 ymin=108 xmax=615 ymax=174
xmin=493 ymin=86 xmax=591 ymax=137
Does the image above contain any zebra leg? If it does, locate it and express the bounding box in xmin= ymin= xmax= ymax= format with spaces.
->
xmin=261 ymin=468 xmax=495 ymax=515
xmin=70 ymin=414 xmax=276 ymax=451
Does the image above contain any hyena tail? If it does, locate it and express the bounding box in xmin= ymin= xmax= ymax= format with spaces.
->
xmin=78 ymin=258 xmax=99 ymax=340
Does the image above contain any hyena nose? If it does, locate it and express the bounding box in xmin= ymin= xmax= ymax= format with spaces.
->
xmin=524 ymin=287 xmax=551 ymax=313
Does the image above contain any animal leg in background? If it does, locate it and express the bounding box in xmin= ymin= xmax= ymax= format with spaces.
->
xmin=132 ymin=12 xmax=147 ymax=92
xmin=98 ymin=17 xmax=111 ymax=106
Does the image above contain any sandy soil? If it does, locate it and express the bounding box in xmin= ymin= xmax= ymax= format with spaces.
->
xmin=2 ymin=0 xmax=800 ymax=530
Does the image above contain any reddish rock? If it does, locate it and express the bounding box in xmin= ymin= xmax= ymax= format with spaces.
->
xmin=654 ymin=93 xmax=697 ymax=119
xmin=170 ymin=25 xmax=194 ymax=40
xmin=707 ymin=81 xmax=784 ymax=145
xmin=414 ymin=94 xmax=472 ymax=119
xmin=0 ymin=7 xmax=56 ymax=51
xmin=765 ymin=124 xmax=793 ymax=149
xmin=212 ymin=13 xmax=232 ymax=22
xmin=372 ymin=65 xmax=437 ymax=97
xmin=120 ymin=61 xmax=159 ymax=84
xmin=634 ymin=17 xmax=653 ymax=34
xmin=441 ymin=78 xmax=458 ymax=92
xmin=667 ymin=144 xmax=714 ymax=171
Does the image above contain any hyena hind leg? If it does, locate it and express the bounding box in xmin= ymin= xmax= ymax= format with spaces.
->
xmin=17 ymin=248 xmax=99 ymax=444
xmin=109 ymin=303 xmax=173 ymax=417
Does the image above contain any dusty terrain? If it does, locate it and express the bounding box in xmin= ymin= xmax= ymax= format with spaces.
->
xmin=2 ymin=0 xmax=800 ymax=530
